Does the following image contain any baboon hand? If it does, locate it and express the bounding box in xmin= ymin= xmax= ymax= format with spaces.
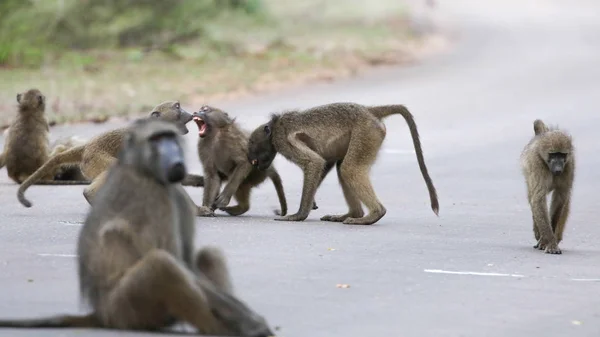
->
xmin=197 ymin=206 xmax=216 ymax=217
xmin=274 ymin=212 xmax=309 ymax=222
xmin=212 ymin=193 xmax=232 ymax=209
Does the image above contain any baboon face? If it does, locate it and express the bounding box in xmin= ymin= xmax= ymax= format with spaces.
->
xmin=247 ymin=122 xmax=277 ymax=171
xmin=122 ymin=120 xmax=187 ymax=184
xmin=16 ymin=89 xmax=45 ymax=112
xmin=546 ymin=152 xmax=568 ymax=176
xmin=192 ymin=105 xmax=234 ymax=138
xmin=148 ymin=101 xmax=193 ymax=135
xmin=538 ymin=131 xmax=573 ymax=176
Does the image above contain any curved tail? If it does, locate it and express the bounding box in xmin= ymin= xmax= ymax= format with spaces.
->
xmin=0 ymin=312 xmax=100 ymax=328
xmin=368 ymin=105 xmax=439 ymax=216
xmin=18 ymin=145 xmax=86 ymax=208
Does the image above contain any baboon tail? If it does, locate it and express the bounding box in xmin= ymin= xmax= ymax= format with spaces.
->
xmin=268 ymin=169 xmax=288 ymax=216
xmin=17 ymin=145 xmax=86 ymax=208
xmin=182 ymin=174 xmax=205 ymax=187
xmin=34 ymin=180 xmax=91 ymax=185
xmin=0 ymin=313 xmax=100 ymax=328
xmin=368 ymin=105 xmax=439 ymax=216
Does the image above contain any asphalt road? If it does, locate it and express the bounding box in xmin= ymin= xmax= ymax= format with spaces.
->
xmin=1 ymin=0 xmax=599 ymax=336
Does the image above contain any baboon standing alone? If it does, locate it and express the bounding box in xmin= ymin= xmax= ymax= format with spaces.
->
xmin=247 ymin=102 xmax=439 ymax=225
xmin=521 ymin=119 xmax=575 ymax=254
xmin=0 ymin=119 xmax=274 ymax=336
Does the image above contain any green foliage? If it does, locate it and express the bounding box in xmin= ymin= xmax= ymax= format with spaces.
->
xmin=0 ymin=0 xmax=265 ymax=67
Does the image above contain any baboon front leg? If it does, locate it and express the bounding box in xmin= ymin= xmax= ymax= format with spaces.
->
xmin=213 ymin=163 xmax=253 ymax=209
xmin=321 ymin=161 xmax=364 ymax=222
xmin=100 ymin=249 xmax=226 ymax=334
xmin=267 ymin=168 xmax=288 ymax=216
xmin=182 ymin=174 xmax=204 ymax=187
xmin=220 ymin=184 xmax=251 ymax=216
xmin=550 ymin=190 xmax=571 ymax=245
xmin=530 ymin=196 xmax=561 ymax=254
xmin=199 ymin=171 xmax=221 ymax=217
xmin=276 ymin=161 xmax=324 ymax=222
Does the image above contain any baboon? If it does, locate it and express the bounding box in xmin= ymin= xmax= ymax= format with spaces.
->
xmin=17 ymin=101 xmax=204 ymax=207
xmin=50 ymin=136 xmax=89 ymax=182
xmin=520 ymin=119 xmax=575 ymax=255
xmin=0 ymin=119 xmax=274 ymax=336
xmin=0 ymin=89 xmax=53 ymax=184
xmin=192 ymin=105 xmax=288 ymax=217
xmin=247 ymin=102 xmax=439 ymax=225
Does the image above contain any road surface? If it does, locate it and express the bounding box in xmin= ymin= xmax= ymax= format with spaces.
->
xmin=0 ymin=0 xmax=599 ymax=336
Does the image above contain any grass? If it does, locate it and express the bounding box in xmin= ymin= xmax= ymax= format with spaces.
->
xmin=0 ymin=0 xmax=443 ymax=127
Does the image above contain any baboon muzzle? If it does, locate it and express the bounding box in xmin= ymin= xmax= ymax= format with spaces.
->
xmin=549 ymin=158 xmax=565 ymax=176
xmin=156 ymin=138 xmax=187 ymax=183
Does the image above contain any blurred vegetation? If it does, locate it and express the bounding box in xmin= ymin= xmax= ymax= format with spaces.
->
xmin=0 ymin=0 xmax=265 ymax=67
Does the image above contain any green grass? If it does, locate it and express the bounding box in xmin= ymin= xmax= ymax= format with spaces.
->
xmin=0 ymin=0 xmax=438 ymax=127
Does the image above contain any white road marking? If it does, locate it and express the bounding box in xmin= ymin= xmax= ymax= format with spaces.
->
xmin=571 ymin=278 xmax=600 ymax=282
xmin=424 ymin=269 xmax=525 ymax=278
xmin=37 ymin=253 xmax=77 ymax=258
xmin=58 ymin=221 xmax=83 ymax=226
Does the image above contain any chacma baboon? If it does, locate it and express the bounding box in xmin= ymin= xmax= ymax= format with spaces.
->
xmin=0 ymin=89 xmax=52 ymax=184
xmin=247 ymin=102 xmax=439 ymax=225
xmin=520 ymin=119 xmax=575 ymax=254
xmin=192 ymin=105 xmax=288 ymax=217
xmin=0 ymin=119 xmax=274 ymax=336
xmin=49 ymin=136 xmax=90 ymax=182
xmin=17 ymin=101 xmax=205 ymax=207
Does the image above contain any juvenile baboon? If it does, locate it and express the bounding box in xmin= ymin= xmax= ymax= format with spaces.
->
xmin=17 ymin=101 xmax=204 ymax=207
xmin=520 ymin=119 xmax=575 ymax=255
xmin=247 ymin=102 xmax=439 ymax=225
xmin=50 ymin=136 xmax=89 ymax=182
xmin=192 ymin=105 xmax=288 ymax=217
xmin=0 ymin=89 xmax=52 ymax=184
xmin=0 ymin=119 xmax=274 ymax=336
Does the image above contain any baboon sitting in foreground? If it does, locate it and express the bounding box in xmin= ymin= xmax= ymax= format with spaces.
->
xmin=192 ymin=105 xmax=288 ymax=217
xmin=247 ymin=102 xmax=439 ymax=225
xmin=17 ymin=101 xmax=204 ymax=207
xmin=520 ymin=119 xmax=575 ymax=254
xmin=0 ymin=89 xmax=87 ymax=184
xmin=0 ymin=119 xmax=274 ymax=336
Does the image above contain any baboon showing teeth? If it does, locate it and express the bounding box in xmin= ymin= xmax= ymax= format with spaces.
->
xmin=520 ymin=119 xmax=575 ymax=255
xmin=192 ymin=105 xmax=288 ymax=217
xmin=17 ymin=101 xmax=205 ymax=208
xmin=0 ymin=119 xmax=275 ymax=336
xmin=0 ymin=89 xmax=85 ymax=185
xmin=247 ymin=102 xmax=439 ymax=225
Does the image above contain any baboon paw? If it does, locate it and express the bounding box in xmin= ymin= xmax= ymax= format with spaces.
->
xmin=274 ymin=209 xmax=287 ymax=216
xmin=544 ymin=245 xmax=562 ymax=254
xmin=320 ymin=214 xmax=348 ymax=222
xmin=312 ymin=201 xmax=319 ymax=210
xmin=212 ymin=194 xmax=232 ymax=209
xmin=197 ymin=206 xmax=215 ymax=217
xmin=342 ymin=217 xmax=375 ymax=225
xmin=274 ymin=213 xmax=308 ymax=221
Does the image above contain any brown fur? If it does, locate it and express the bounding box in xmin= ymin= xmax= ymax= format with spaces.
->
xmin=192 ymin=105 xmax=288 ymax=217
xmin=0 ymin=89 xmax=51 ymax=183
xmin=49 ymin=136 xmax=90 ymax=182
xmin=247 ymin=102 xmax=439 ymax=225
xmin=17 ymin=101 xmax=204 ymax=207
xmin=0 ymin=119 xmax=274 ymax=336
xmin=521 ymin=119 xmax=575 ymax=254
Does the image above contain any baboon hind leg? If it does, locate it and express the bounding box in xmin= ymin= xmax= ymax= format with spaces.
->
xmin=195 ymin=246 xmax=234 ymax=294
xmin=82 ymin=153 xmax=115 ymax=205
xmin=100 ymin=249 xmax=226 ymax=335
xmin=83 ymin=171 xmax=109 ymax=205
xmin=550 ymin=190 xmax=571 ymax=245
xmin=321 ymin=161 xmax=364 ymax=222
xmin=530 ymin=196 xmax=561 ymax=254
xmin=337 ymin=128 xmax=386 ymax=225
xmin=220 ymin=184 xmax=251 ymax=216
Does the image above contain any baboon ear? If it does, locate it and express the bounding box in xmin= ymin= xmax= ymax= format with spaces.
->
xmin=173 ymin=101 xmax=180 ymax=109
xmin=16 ymin=94 xmax=22 ymax=103
xmin=150 ymin=111 xmax=161 ymax=118
xmin=263 ymin=124 xmax=271 ymax=136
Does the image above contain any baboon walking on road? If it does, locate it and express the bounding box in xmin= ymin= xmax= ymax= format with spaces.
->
xmin=192 ymin=105 xmax=288 ymax=217
xmin=247 ymin=102 xmax=439 ymax=225
xmin=521 ymin=119 xmax=575 ymax=254
xmin=0 ymin=119 xmax=274 ymax=336
xmin=17 ymin=101 xmax=204 ymax=207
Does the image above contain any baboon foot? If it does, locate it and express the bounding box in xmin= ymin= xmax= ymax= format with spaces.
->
xmin=321 ymin=213 xmax=351 ymax=222
xmin=274 ymin=212 xmax=308 ymax=222
xmin=220 ymin=205 xmax=249 ymax=216
xmin=197 ymin=206 xmax=216 ymax=217
xmin=312 ymin=201 xmax=318 ymax=210
xmin=544 ymin=243 xmax=562 ymax=255
xmin=342 ymin=208 xmax=386 ymax=226
xmin=274 ymin=208 xmax=287 ymax=217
